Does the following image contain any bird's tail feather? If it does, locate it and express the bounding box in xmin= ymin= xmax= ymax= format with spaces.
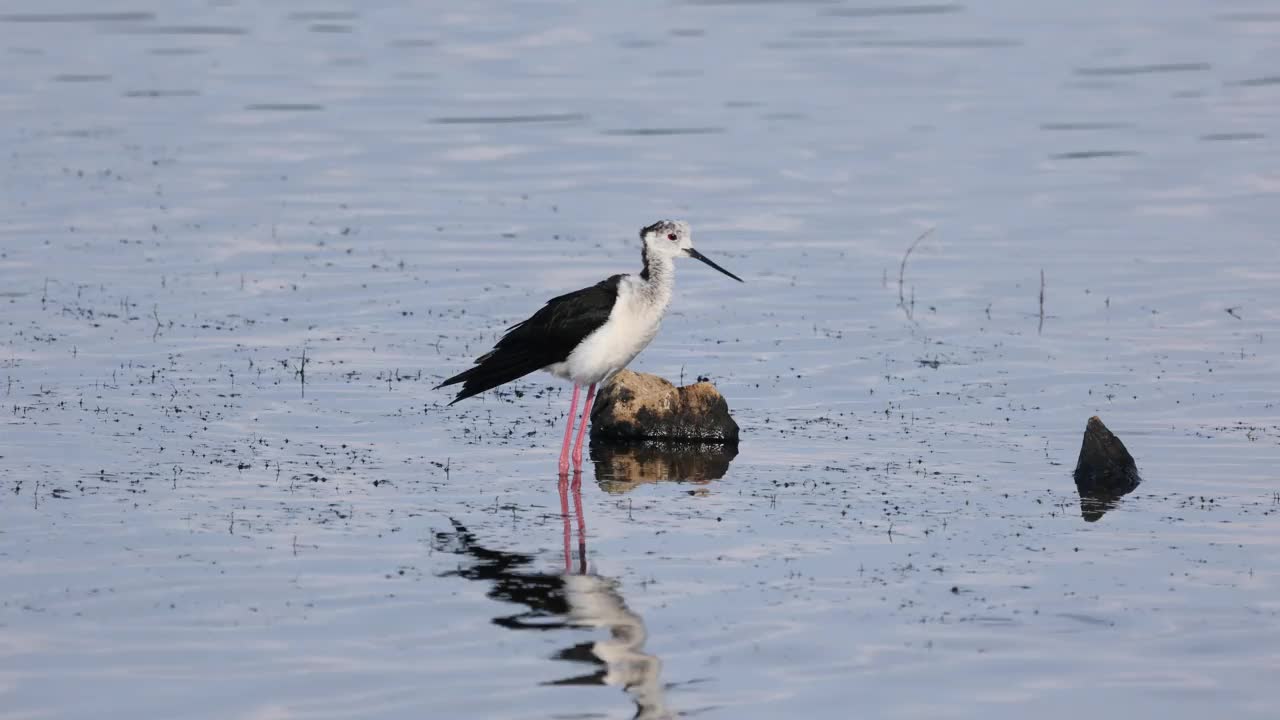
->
xmin=437 ymin=350 xmax=549 ymax=405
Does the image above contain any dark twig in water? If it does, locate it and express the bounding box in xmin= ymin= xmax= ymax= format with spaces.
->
xmin=296 ymin=346 xmax=309 ymax=397
xmin=898 ymin=228 xmax=934 ymax=320
xmin=1038 ymin=268 xmax=1046 ymax=334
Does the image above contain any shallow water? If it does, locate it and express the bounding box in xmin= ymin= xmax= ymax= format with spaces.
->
xmin=2 ymin=1 xmax=1279 ymax=718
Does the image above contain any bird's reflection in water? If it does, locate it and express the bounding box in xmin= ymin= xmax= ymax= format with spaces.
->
xmin=434 ymin=475 xmax=672 ymax=719
xmin=590 ymin=440 xmax=737 ymax=494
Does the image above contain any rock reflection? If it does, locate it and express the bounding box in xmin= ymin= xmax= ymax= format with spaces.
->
xmin=590 ymin=441 xmax=737 ymax=494
xmin=434 ymin=477 xmax=672 ymax=719
xmin=1077 ymin=493 xmax=1128 ymax=523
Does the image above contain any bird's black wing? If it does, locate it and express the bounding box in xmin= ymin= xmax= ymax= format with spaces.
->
xmin=436 ymin=274 xmax=624 ymax=404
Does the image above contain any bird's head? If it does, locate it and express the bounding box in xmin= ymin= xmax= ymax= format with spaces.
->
xmin=639 ymin=219 xmax=743 ymax=282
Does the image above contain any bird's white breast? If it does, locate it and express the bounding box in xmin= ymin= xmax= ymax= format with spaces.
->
xmin=549 ymin=276 xmax=669 ymax=386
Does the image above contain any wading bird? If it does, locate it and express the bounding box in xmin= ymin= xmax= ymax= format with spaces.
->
xmin=436 ymin=220 xmax=742 ymax=475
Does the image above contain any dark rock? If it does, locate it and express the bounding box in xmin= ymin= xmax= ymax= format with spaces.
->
xmin=590 ymin=441 xmax=737 ymax=494
xmin=1073 ymin=415 xmax=1141 ymax=522
xmin=589 ymin=370 xmax=739 ymax=444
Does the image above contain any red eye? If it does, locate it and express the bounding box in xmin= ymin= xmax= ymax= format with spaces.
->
xmin=667 ymin=233 xmax=678 ymax=241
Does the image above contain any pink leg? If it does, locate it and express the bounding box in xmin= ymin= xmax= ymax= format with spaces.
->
xmin=571 ymin=475 xmax=587 ymax=575
xmin=558 ymin=475 xmax=572 ymax=572
xmin=558 ymin=384 xmax=581 ymax=476
xmin=570 ymin=383 xmax=597 ymax=471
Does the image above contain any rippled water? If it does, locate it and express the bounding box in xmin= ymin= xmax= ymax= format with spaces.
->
xmin=3 ymin=2 xmax=1279 ymax=718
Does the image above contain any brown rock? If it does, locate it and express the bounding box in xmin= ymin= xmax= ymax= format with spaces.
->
xmin=1073 ymin=415 xmax=1142 ymax=522
xmin=589 ymin=369 xmax=739 ymax=444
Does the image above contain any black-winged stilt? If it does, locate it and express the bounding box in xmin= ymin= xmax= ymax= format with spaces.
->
xmin=436 ymin=219 xmax=742 ymax=475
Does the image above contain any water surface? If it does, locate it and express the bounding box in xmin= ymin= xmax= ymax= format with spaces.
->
xmin=2 ymin=1 xmax=1279 ymax=718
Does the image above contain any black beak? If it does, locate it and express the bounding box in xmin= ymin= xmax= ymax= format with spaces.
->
xmin=686 ymin=248 xmax=744 ymax=283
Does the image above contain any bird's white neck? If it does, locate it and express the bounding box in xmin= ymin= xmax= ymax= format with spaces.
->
xmin=637 ymin=246 xmax=675 ymax=310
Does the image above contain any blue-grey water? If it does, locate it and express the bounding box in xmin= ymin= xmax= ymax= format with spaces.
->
xmin=2 ymin=1 xmax=1279 ymax=718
